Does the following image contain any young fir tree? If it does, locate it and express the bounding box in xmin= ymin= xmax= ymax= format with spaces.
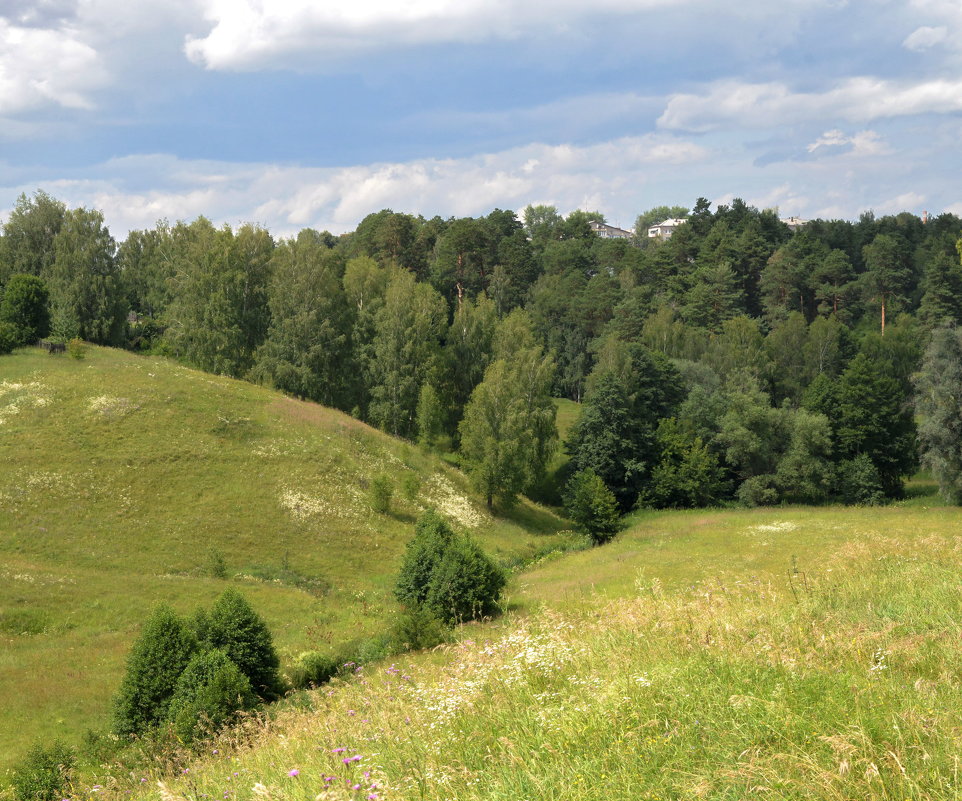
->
xmin=563 ymin=468 xmax=620 ymax=544
xmin=204 ymin=588 xmax=283 ymax=700
xmin=167 ymin=649 xmax=258 ymax=743
xmin=113 ymin=605 xmax=198 ymax=737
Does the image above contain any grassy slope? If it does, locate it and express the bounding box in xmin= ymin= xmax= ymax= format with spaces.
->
xmin=122 ymin=493 xmax=962 ymax=801
xmin=0 ymin=346 xmax=568 ymax=770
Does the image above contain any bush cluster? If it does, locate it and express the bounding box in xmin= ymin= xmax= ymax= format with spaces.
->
xmin=112 ymin=589 xmax=281 ymax=744
xmin=11 ymin=741 xmax=74 ymax=801
xmin=395 ymin=510 xmax=505 ymax=624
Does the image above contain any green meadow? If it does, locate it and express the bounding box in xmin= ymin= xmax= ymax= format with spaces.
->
xmin=111 ymin=496 xmax=962 ymax=801
xmin=0 ymin=346 xmax=569 ymax=771
xmin=7 ymin=344 xmax=962 ymax=800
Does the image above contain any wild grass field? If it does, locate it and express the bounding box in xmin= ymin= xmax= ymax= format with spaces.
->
xmin=0 ymin=346 xmax=570 ymax=772
xmin=98 ymin=494 xmax=962 ymax=801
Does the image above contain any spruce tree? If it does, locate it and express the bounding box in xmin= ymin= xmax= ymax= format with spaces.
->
xmin=167 ymin=649 xmax=257 ymax=743
xmin=563 ymin=468 xmax=620 ymax=544
xmin=835 ymin=352 xmax=917 ymax=498
xmin=205 ymin=588 xmax=283 ymax=700
xmin=113 ymin=605 xmax=198 ymax=737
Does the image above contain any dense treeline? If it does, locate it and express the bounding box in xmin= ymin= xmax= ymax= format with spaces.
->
xmin=3 ymin=190 xmax=962 ymax=508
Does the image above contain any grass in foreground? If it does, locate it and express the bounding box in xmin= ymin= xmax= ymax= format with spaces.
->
xmin=72 ymin=501 xmax=962 ymax=801
xmin=0 ymin=346 xmax=569 ymax=770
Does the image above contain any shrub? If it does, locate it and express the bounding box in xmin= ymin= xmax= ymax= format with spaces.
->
xmin=11 ymin=741 xmax=74 ymax=801
xmin=0 ymin=321 xmax=18 ymax=355
xmin=737 ymin=474 xmax=780 ymax=507
xmin=289 ymin=650 xmax=347 ymax=689
xmin=643 ymin=418 xmax=727 ymax=509
xmin=424 ymin=536 xmax=506 ymax=624
xmin=67 ymin=337 xmax=86 ymax=359
xmin=167 ymin=649 xmax=258 ymax=743
xmin=395 ymin=510 xmax=505 ymax=625
xmin=563 ymin=468 xmax=620 ymax=544
xmin=113 ymin=605 xmax=198 ymax=738
xmin=204 ymin=588 xmax=283 ymax=700
xmin=838 ymin=454 xmax=886 ymax=506
xmin=394 ymin=510 xmax=457 ymax=606
xmin=0 ymin=274 xmax=50 ymax=345
xmin=388 ymin=605 xmax=449 ymax=652
xmin=400 ymin=471 xmax=421 ymax=501
xmin=369 ymin=474 xmax=393 ymax=513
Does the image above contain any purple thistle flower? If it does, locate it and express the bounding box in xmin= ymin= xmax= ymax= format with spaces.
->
xmin=288 ymin=770 xmax=299 ymax=778
xmin=332 ymin=747 xmax=347 ymax=753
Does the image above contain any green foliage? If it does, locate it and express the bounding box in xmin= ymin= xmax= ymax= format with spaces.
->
xmin=112 ymin=604 xmax=198 ymax=738
xmin=205 ymin=548 xmax=229 ymax=580
xmin=835 ymin=351 xmax=917 ymax=498
xmin=164 ymin=219 xmax=273 ymax=378
xmin=395 ymin=511 xmax=505 ymax=624
xmin=48 ymin=207 xmax=126 ymax=346
xmin=459 ymin=312 xmax=557 ymax=507
xmin=204 ymin=588 xmax=283 ymax=700
xmin=388 ymin=605 xmax=449 ymax=652
xmin=737 ymin=474 xmax=780 ymax=507
xmin=567 ymin=341 xmax=683 ymax=510
xmin=394 ymin=511 xmax=457 ymax=607
xmin=252 ymin=231 xmax=352 ymax=410
xmin=837 ymin=454 xmax=886 ymax=505
xmin=0 ymin=191 xmax=65 ymax=283
xmin=67 ymin=337 xmax=86 ymax=360
xmin=0 ymin=321 xmax=17 ymax=355
xmin=645 ymin=418 xmax=727 ymax=509
xmin=367 ymin=269 xmax=447 ymax=436
xmin=11 ymin=741 xmax=74 ymax=801
xmin=563 ymin=468 xmax=620 ymax=544
xmin=400 ymin=471 xmax=421 ymax=501
xmin=369 ymin=474 xmax=394 ymax=514
xmin=914 ymin=325 xmax=962 ymax=503
xmin=0 ymin=274 xmax=50 ymax=344
xmin=415 ymin=382 xmax=444 ymax=448
xmin=424 ymin=536 xmax=506 ymax=624
xmin=289 ymin=650 xmax=347 ymax=689
xmin=167 ymin=649 xmax=258 ymax=743
xmin=774 ymin=409 xmax=834 ymax=504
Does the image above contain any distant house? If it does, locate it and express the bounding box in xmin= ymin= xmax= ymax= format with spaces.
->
xmin=647 ymin=218 xmax=687 ymax=239
xmin=589 ymin=220 xmax=634 ymax=240
xmin=780 ymin=216 xmax=808 ymax=232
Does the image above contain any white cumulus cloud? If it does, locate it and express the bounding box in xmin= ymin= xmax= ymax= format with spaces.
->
xmin=184 ymin=0 xmax=783 ymax=70
xmin=0 ymin=19 xmax=105 ymax=113
xmin=0 ymin=134 xmax=708 ymax=236
xmin=903 ymin=25 xmax=948 ymax=51
xmin=658 ymin=77 xmax=962 ymax=131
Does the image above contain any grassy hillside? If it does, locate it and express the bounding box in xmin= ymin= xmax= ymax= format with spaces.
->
xmin=107 ymin=497 xmax=962 ymax=801
xmin=0 ymin=346 xmax=569 ymax=770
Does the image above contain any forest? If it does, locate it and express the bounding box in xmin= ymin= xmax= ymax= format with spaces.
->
xmin=2 ymin=191 xmax=962 ymax=514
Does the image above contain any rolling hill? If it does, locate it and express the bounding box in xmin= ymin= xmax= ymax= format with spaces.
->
xmin=0 ymin=346 xmax=570 ymax=770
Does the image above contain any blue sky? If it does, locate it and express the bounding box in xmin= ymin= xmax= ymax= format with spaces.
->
xmin=1 ymin=0 xmax=961 ymax=237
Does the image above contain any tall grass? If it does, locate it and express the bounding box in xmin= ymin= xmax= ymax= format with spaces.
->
xmin=0 ymin=346 xmax=569 ymax=770
xmin=89 ymin=522 xmax=962 ymax=801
